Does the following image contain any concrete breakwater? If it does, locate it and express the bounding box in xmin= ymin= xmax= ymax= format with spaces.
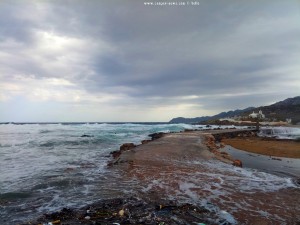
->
xmin=107 ymin=129 xmax=299 ymax=224
xmin=109 ymin=129 xmax=257 ymax=168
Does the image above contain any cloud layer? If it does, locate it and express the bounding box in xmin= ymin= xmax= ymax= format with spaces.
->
xmin=1 ymin=0 xmax=300 ymax=122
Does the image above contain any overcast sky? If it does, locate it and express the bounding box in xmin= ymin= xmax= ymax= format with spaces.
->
xmin=0 ymin=0 xmax=299 ymax=122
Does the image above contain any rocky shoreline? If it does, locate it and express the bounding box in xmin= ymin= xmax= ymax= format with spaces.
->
xmin=21 ymin=197 xmax=219 ymax=225
xmin=20 ymin=128 xmax=300 ymax=225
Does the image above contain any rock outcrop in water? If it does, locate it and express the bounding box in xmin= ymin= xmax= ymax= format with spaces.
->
xmin=148 ymin=132 xmax=165 ymax=140
xmin=120 ymin=143 xmax=136 ymax=151
xmin=110 ymin=143 xmax=136 ymax=159
xmin=80 ymin=134 xmax=94 ymax=137
xmin=232 ymin=159 xmax=243 ymax=167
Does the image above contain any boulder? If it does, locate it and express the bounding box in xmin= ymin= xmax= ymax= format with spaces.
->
xmin=232 ymin=159 xmax=243 ymax=167
xmin=110 ymin=143 xmax=136 ymax=160
xmin=120 ymin=143 xmax=136 ymax=151
xmin=81 ymin=134 xmax=94 ymax=137
xmin=141 ymin=140 xmax=151 ymax=145
xmin=148 ymin=132 xmax=164 ymax=140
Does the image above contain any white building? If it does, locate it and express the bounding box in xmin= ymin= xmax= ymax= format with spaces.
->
xmin=249 ymin=110 xmax=265 ymax=119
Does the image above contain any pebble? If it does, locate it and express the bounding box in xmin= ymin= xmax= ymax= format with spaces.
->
xmin=118 ymin=209 xmax=125 ymax=216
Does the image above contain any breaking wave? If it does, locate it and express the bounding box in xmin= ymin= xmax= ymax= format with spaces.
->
xmin=258 ymin=126 xmax=300 ymax=140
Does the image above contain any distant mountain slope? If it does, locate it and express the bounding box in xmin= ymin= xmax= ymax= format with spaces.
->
xmin=169 ymin=96 xmax=300 ymax=124
xmin=242 ymin=96 xmax=300 ymax=124
xmin=169 ymin=107 xmax=254 ymax=123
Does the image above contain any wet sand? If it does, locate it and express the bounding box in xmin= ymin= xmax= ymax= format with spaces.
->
xmin=222 ymin=137 xmax=300 ymax=158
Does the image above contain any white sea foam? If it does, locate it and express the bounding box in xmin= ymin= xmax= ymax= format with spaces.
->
xmin=137 ymin=158 xmax=298 ymax=224
xmin=0 ymin=123 xmax=198 ymax=197
xmin=200 ymin=161 xmax=297 ymax=191
xmin=258 ymin=126 xmax=300 ymax=139
xmin=219 ymin=210 xmax=237 ymax=224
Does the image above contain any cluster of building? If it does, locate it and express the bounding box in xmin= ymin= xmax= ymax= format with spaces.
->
xmin=248 ymin=110 xmax=265 ymax=119
xmin=219 ymin=110 xmax=292 ymax=124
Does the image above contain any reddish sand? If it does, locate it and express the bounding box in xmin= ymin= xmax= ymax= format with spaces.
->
xmin=222 ymin=137 xmax=300 ymax=158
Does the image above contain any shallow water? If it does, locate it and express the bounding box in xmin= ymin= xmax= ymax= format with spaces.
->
xmin=121 ymin=157 xmax=300 ymax=224
xmin=224 ymin=145 xmax=300 ymax=179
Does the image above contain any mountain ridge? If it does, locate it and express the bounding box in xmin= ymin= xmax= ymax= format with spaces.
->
xmin=169 ymin=107 xmax=254 ymax=123
xmin=169 ymin=96 xmax=300 ymax=124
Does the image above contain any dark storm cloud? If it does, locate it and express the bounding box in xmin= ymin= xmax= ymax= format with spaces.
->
xmin=81 ymin=0 xmax=300 ymax=103
xmin=1 ymin=0 xmax=300 ymax=116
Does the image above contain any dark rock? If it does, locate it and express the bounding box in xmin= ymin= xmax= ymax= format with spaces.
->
xmin=81 ymin=134 xmax=94 ymax=137
xmin=271 ymin=157 xmax=282 ymax=161
xmin=148 ymin=132 xmax=165 ymax=140
xmin=109 ymin=143 xmax=136 ymax=160
xmin=232 ymin=159 xmax=243 ymax=167
xmin=294 ymin=179 xmax=300 ymax=186
xmin=120 ymin=143 xmax=136 ymax=151
xmin=110 ymin=150 xmax=120 ymax=159
xmin=211 ymin=130 xmax=258 ymax=141
xmin=141 ymin=140 xmax=151 ymax=145
xmin=21 ymin=197 xmax=217 ymax=225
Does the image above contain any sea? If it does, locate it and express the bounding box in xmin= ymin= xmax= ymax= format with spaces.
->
xmin=0 ymin=123 xmax=300 ymax=224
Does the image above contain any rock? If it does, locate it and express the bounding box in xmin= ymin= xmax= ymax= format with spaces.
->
xmin=110 ymin=150 xmax=121 ymax=159
xmin=81 ymin=134 xmax=93 ymax=137
xmin=118 ymin=209 xmax=125 ymax=216
xmin=220 ymin=142 xmax=225 ymax=148
xmin=64 ymin=167 xmax=75 ymax=173
xmin=232 ymin=159 xmax=243 ymax=167
xmin=141 ymin=140 xmax=151 ymax=145
xmin=22 ymin=197 xmax=217 ymax=225
xmin=120 ymin=143 xmax=136 ymax=151
xmin=148 ymin=132 xmax=165 ymax=140
xmin=109 ymin=143 xmax=136 ymax=161
xmin=271 ymin=157 xmax=282 ymax=161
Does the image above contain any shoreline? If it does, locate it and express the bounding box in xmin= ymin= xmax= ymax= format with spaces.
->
xmin=20 ymin=128 xmax=300 ymax=225
xmin=21 ymin=197 xmax=218 ymax=225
